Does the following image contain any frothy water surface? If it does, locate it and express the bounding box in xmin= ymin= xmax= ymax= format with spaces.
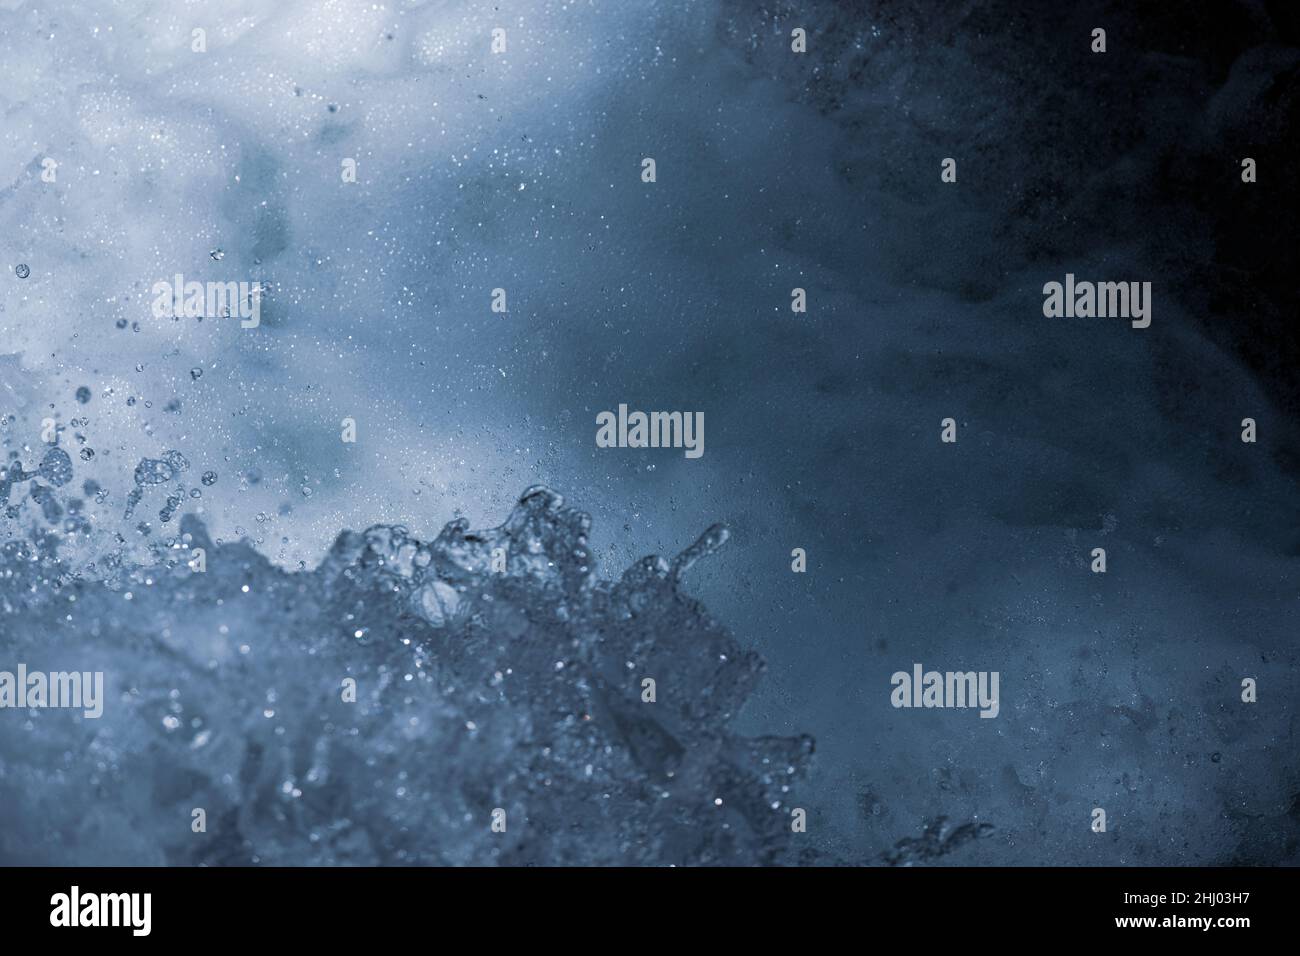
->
xmin=1 ymin=466 xmax=816 ymax=865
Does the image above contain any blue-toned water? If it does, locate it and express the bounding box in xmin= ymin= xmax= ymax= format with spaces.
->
xmin=0 ymin=467 xmax=818 ymax=865
xmin=2 ymin=0 xmax=1297 ymax=867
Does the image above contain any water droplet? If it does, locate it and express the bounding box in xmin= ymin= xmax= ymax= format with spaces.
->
xmin=38 ymin=447 xmax=73 ymax=487
xmin=162 ymin=450 xmax=189 ymax=473
xmin=134 ymin=458 xmax=175 ymax=486
xmin=670 ymin=523 xmax=730 ymax=580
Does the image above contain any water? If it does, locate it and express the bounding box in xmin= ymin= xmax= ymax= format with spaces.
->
xmin=37 ymin=447 xmax=73 ymax=487
xmin=0 ymin=461 xmax=815 ymax=865
xmin=4 ymin=0 xmax=1294 ymax=869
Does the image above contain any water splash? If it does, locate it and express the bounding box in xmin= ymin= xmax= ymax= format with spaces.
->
xmin=123 ymin=449 xmax=191 ymax=520
xmin=881 ymin=817 xmax=996 ymax=866
xmin=0 ymin=468 xmax=816 ymax=865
